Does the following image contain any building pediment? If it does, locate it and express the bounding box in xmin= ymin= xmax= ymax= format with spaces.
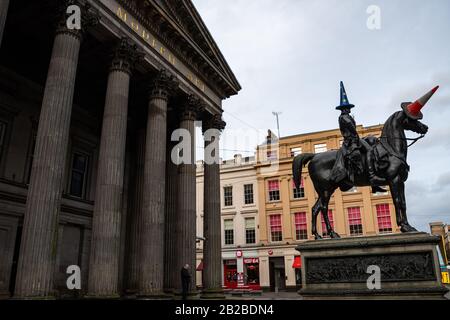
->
xmin=117 ymin=0 xmax=241 ymax=98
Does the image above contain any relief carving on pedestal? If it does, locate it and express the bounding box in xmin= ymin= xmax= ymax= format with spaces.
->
xmin=305 ymin=251 xmax=436 ymax=284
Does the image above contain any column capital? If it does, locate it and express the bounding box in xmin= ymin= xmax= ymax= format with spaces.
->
xmin=55 ymin=0 xmax=100 ymax=40
xmin=110 ymin=38 xmax=144 ymax=75
xmin=180 ymin=94 xmax=205 ymax=121
xmin=149 ymin=69 xmax=179 ymax=100
xmin=202 ymin=114 xmax=226 ymax=133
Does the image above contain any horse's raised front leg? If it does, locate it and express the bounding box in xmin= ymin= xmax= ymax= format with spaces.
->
xmin=389 ymin=176 xmax=417 ymax=233
xmin=311 ymin=199 xmax=322 ymax=240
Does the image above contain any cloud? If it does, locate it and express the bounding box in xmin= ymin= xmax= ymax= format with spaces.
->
xmin=193 ymin=0 xmax=450 ymax=229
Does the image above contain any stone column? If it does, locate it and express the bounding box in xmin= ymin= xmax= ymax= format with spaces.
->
xmin=0 ymin=0 xmax=9 ymax=46
xmin=201 ymin=114 xmax=226 ymax=299
xmin=138 ymin=70 xmax=177 ymax=297
xmin=174 ymin=95 xmax=203 ymax=297
xmin=87 ymin=38 xmax=141 ymax=298
xmin=164 ymin=128 xmax=179 ymax=293
xmin=124 ymin=129 xmax=146 ymax=294
xmin=14 ymin=4 xmax=98 ymax=299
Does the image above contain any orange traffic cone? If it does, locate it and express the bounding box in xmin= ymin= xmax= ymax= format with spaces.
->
xmin=402 ymin=86 xmax=439 ymax=119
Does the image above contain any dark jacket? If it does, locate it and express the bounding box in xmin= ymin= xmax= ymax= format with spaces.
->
xmin=181 ymin=267 xmax=191 ymax=288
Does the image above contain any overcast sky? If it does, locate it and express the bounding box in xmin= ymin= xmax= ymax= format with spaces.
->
xmin=192 ymin=0 xmax=450 ymax=232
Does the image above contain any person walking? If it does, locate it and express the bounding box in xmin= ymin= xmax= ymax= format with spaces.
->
xmin=181 ymin=264 xmax=191 ymax=300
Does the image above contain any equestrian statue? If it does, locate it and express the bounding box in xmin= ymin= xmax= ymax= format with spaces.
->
xmin=293 ymin=82 xmax=438 ymax=239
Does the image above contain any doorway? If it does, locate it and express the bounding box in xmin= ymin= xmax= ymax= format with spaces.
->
xmin=269 ymin=257 xmax=286 ymax=292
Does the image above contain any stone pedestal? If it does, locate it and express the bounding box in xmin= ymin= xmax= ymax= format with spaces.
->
xmin=296 ymin=232 xmax=449 ymax=300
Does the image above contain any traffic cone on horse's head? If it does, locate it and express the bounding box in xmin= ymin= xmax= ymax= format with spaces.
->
xmin=402 ymin=86 xmax=439 ymax=120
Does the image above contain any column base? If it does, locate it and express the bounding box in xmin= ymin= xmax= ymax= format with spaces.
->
xmin=11 ymin=295 xmax=56 ymax=300
xmin=163 ymin=287 xmax=175 ymax=294
xmin=136 ymin=291 xmax=172 ymax=300
xmin=173 ymin=290 xmax=201 ymax=300
xmin=84 ymin=293 xmax=121 ymax=300
xmin=201 ymin=288 xmax=226 ymax=300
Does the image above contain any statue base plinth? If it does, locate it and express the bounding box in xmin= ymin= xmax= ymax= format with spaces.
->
xmin=296 ymin=232 xmax=448 ymax=300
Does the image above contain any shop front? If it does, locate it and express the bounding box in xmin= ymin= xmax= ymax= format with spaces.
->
xmin=223 ymin=259 xmax=238 ymax=289
xmin=243 ymin=258 xmax=261 ymax=290
xmin=222 ymin=250 xmax=261 ymax=290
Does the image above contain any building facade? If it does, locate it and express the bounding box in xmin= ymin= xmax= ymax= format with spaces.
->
xmin=255 ymin=126 xmax=399 ymax=291
xmin=0 ymin=0 xmax=240 ymax=299
xmin=196 ymin=155 xmax=260 ymax=291
xmin=430 ymin=222 xmax=449 ymax=266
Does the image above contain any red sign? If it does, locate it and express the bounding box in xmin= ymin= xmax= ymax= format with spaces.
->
xmin=268 ymin=250 xmax=274 ymax=256
xmin=236 ymin=250 xmax=243 ymax=258
xmin=243 ymin=258 xmax=259 ymax=264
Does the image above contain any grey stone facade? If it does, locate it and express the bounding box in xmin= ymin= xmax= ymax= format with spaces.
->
xmin=0 ymin=0 xmax=240 ymax=299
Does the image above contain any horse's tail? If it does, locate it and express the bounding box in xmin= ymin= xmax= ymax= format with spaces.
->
xmin=293 ymin=153 xmax=315 ymax=189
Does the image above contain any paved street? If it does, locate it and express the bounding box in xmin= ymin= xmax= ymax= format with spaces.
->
xmin=225 ymin=286 xmax=450 ymax=300
xmin=225 ymin=291 xmax=303 ymax=300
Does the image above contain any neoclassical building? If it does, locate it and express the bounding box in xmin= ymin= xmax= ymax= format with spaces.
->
xmin=0 ymin=0 xmax=240 ymax=299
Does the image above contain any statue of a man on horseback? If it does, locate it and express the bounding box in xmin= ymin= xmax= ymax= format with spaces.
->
xmin=329 ymin=82 xmax=386 ymax=193
xmin=293 ymin=83 xmax=438 ymax=240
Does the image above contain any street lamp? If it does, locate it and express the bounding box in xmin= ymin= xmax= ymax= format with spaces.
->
xmin=272 ymin=111 xmax=282 ymax=138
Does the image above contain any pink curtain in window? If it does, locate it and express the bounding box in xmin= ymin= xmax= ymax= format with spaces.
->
xmin=292 ymin=178 xmax=304 ymax=188
xmin=270 ymin=215 xmax=282 ymax=231
xmin=295 ymin=212 xmax=307 ymax=230
xmin=268 ymin=180 xmax=279 ymax=191
xmin=376 ymin=204 xmax=392 ymax=228
xmin=348 ymin=207 xmax=362 ymax=226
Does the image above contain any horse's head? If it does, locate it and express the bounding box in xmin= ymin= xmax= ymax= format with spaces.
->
xmin=398 ymin=86 xmax=439 ymax=135
xmin=400 ymin=109 xmax=429 ymax=135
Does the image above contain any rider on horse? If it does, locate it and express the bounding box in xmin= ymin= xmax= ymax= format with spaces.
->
xmin=330 ymin=82 xmax=386 ymax=193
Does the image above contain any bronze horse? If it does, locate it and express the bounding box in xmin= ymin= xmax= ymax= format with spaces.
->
xmin=293 ymin=110 xmax=429 ymax=240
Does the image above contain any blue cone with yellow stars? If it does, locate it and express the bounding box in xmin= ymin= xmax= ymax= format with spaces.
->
xmin=336 ymin=81 xmax=355 ymax=110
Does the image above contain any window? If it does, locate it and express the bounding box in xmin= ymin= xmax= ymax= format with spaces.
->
xmin=269 ymin=215 xmax=282 ymax=242
xmin=69 ymin=152 xmax=89 ymax=198
xmin=290 ymin=147 xmax=302 ymax=157
xmin=376 ymin=204 xmax=392 ymax=233
xmin=267 ymin=150 xmax=278 ymax=161
xmin=314 ymin=143 xmax=327 ymax=153
xmin=348 ymin=207 xmax=363 ymax=236
xmin=224 ymin=186 xmax=233 ymax=207
xmin=320 ymin=210 xmax=334 ymax=238
xmin=294 ymin=212 xmax=308 ymax=240
xmin=244 ymin=184 xmax=254 ymax=204
xmin=245 ymin=218 xmax=256 ymax=244
xmin=268 ymin=180 xmax=280 ymax=201
xmin=224 ymin=219 xmax=234 ymax=245
xmin=293 ymin=179 xmax=305 ymax=199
